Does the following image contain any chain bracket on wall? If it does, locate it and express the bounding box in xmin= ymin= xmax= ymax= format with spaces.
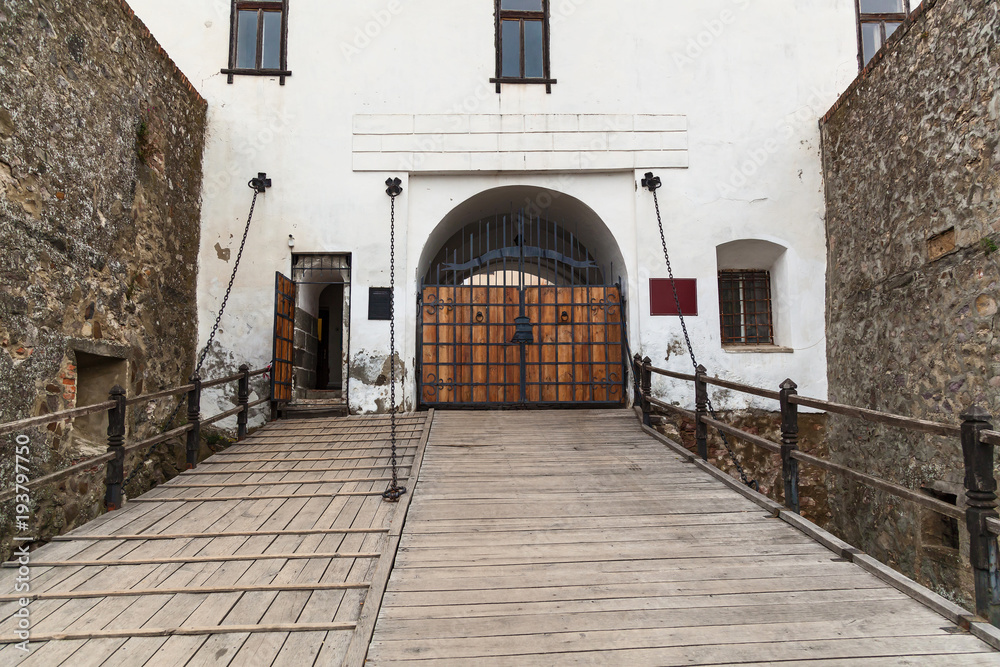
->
xmin=642 ymin=172 xmax=758 ymax=490
xmin=383 ymin=177 xmax=407 ymax=502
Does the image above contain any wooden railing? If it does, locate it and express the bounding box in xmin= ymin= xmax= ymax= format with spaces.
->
xmin=631 ymin=354 xmax=1000 ymax=626
xmin=0 ymin=364 xmax=268 ymax=510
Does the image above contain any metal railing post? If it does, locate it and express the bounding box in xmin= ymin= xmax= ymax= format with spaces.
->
xmin=104 ymin=385 xmax=126 ymax=511
xmin=779 ymin=378 xmax=800 ymax=513
xmin=962 ymin=405 xmax=999 ymax=626
xmin=640 ymin=356 xmax=652 ymax=426
xmin=186 ymin=374 xmax=202 ymax=469
xmin=237 ymin=364 xmax=250 ymax=441
xmin=694 ymin=364 xmax=708 ymax=461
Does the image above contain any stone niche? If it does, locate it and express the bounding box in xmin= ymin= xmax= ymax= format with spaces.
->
xmin=69 ymin=342 xmax=130 ymax=457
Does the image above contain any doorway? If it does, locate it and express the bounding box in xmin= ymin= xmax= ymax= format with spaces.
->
xmin=287 ymin=253 xmax=351 ymax=400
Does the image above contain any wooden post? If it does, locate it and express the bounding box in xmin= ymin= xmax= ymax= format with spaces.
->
xmin=694 ymin=364 xmax=708 ymax=461
xmin=104 ymin=385 xmax=126 ymax=511
xmin=962 ymin=405 xmax=999 ymax=626
xmin=779 ymin=378 xmax=800 ymax=514
xmin=186 ymin=375 xmax=202 ymax=470
xmin=237 ymin=364 xmax=250 ymax=441
xmin=640 ymin=356 xmax=652 ymax=426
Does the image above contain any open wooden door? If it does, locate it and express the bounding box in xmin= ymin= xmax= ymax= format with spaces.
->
xmin=271 ymin=271 xmax=295 ymax=404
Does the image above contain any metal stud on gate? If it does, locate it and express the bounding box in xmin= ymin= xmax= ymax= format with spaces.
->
xmin=383 ymin=177 xmax=406 ymax=502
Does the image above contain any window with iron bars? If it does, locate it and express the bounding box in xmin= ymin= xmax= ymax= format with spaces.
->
xmin=718 ymin=270 xmax=774 ymax=345
xmin=856 ymin=0 xmax=910 ymax=67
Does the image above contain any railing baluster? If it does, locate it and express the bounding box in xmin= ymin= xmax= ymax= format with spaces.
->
xmin=694 ymin=364 xmax=708 ymax=461
xmin=636 ymin=354 xmax=651 ymax=426
xmin=237 ymin=364 xmax=250 ymax=441
xmin=779 ymin=378 xmax=800 ymax=514
xmin=962 ymin=405 xmax=999 ymax=626
xmin=186 ymin=375 xmax=202 ymax=469
xmin=104 ymin=385 xmax=127 ymax=511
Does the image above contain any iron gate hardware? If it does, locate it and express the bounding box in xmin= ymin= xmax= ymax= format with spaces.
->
xmin=511 ymin=316 xmax=534 ymax=344
xmin=419 ymin=208 xmax=626 ymax=408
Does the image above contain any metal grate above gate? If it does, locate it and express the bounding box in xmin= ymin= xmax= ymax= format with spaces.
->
xmin=419 ymin=209 xmax=627 ymax=408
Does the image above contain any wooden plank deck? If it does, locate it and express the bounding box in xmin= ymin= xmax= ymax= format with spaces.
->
xmin=366 ymin=409 xmax=1000 ymax=666
xmin=0 ymin=412 xmax=432 ymax=666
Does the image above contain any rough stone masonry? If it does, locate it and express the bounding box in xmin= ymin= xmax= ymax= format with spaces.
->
xmin=0 ymin=0 xmax=207 ymax=560
xmin=821 ymin=0 xmax=1000 ymax=607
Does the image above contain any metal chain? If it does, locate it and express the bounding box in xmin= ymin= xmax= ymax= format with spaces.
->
xmin=383 ymin=186 xmax=405 ymax=502
xmin=123 ymin=181 xmax=262 ymax=492
xmin=649 ymin=186 xmax=758 ymax=490
xmin=196 ymin=186 xmax=259 ymax=373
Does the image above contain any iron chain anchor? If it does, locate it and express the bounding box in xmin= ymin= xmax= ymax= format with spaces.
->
xmin=383 ymin=177 xmax=407 ymax=502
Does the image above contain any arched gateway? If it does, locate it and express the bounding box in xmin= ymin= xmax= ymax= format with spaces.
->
xmin=418 ymin=188 xmax=628 ymax=408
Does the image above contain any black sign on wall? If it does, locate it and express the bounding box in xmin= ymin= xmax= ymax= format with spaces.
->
xmin=368 ymin=287 xmax=392 ymax=320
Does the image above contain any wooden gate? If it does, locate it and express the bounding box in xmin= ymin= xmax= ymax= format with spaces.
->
xmin=418 ymin=211 xmax=626 ymax=408
xmin=271 ymin=271 xmax=295 ymax=403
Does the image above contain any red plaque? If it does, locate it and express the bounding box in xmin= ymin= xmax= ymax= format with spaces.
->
xmin=650 ymin=278 xmax=698 ymax=316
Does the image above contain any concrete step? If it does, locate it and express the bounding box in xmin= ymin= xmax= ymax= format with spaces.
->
xmin=304 ymin=389 xmax=343 ymax=400
xmin=284 ymin=398 xmax=349 ymax=419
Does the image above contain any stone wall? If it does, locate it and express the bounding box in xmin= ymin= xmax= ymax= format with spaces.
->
xmin=0 ymin=0 xmax=206 ymax=559
xmin=821 ymin=0 xmax=1000 ymax=606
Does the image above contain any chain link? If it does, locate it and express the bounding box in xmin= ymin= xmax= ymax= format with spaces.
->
xmin=383 ymin=190 xmax=405 ymax=501
xmin=650 ymin=187 xmax=758 ymax=490
xmin=123 ymin=183 xmax=261 ymax=493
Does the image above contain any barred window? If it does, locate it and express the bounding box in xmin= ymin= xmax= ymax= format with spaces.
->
xmin=719 ymin=270 xmax=774 ymax=345
xmin=857 ymin=0 xmax=909 ymax=67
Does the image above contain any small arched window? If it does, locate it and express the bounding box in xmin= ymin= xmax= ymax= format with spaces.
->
xmin=716 ymin=240 xmax=788 ymax=347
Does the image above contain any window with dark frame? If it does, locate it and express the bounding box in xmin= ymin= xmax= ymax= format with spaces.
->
xmin=718 ymin=270 xmax=774 ymax=346
xmin=222 ymin=0 xmax=291 ymax=85
xmin=492 ymin=0 xmax=555 ymax=93
xmin=856 ymin=0 xmax=910 ymax=67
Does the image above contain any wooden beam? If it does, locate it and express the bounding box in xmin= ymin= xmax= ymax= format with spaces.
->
xmin=2 ymin=552 xmax=380 ymax=568
xmin=0 ymin=580 xmax=372 ymax=602
xmin=0 ymin=622 xmax=357 ymax=643
xmin=51 ymin=527 xmax=389 ymax=541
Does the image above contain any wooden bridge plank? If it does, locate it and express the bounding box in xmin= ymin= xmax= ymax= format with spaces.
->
xmin=367 ymin=409 xmax=998 ymax=665
xmin=0 ymin=413 xmax=430 ymax=666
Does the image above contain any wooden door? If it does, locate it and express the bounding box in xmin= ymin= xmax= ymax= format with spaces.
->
xmin=271 ymin=272 xmax=295 ymax=403
xmin=419 ymin=284 xmax=624 ymax=407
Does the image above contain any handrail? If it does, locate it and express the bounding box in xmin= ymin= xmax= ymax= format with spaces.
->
xmin=124 ymin=384 xmax=196 ymax=407
xmin=0 ymin=452 xmax=116 ymax=503
xmin=702 ymin=375 xmax=781 ymax=401
xmin=789 ymin=394 xmax=961 ymax=438
xmin=789 ymin=449 xmax=965 ymax=521
xmin=0 ymin=363 xmax=269 ymax=510
xmin=645 ymin=395 xmax=695 ymax=421
xmin=982 ymin=430 xmax=1000 ymax=447
xmin=124 ymin=424 xmax=195 ymax=454
xmin=641 ymin=360 xmax=961 ymax=437
xmin=634 ymin=353 xmax=997 ymax=626
xmin=0 ymin=401 xmax=115 ymax=437
xmin=643 ymin=364 xmax=696 ymax=383
xmin=700 ymin=415 xmax=781 ymax=455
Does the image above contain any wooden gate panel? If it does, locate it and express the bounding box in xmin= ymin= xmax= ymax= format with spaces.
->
xmin=420 ymin=284 xmax=624 ymax=407
xmin=271 ymin=272 xmax=295 ymax=403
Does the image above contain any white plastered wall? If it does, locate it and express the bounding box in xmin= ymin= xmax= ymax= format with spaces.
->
xmin=127 ymin=0 xmax=862 ymax=413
